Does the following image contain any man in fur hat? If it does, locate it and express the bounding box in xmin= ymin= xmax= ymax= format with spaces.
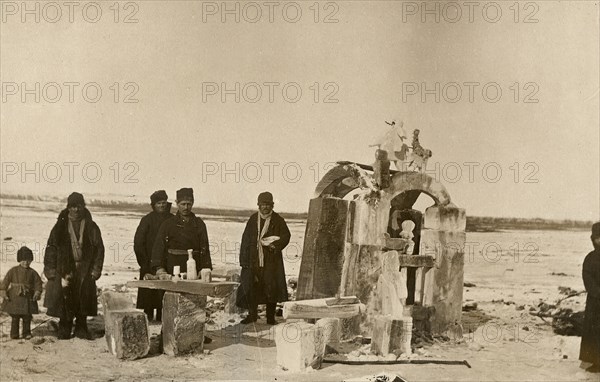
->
xmin=580 ymin=222 xmax=600 ymax=373
xmin=43 ymin=192 xmax=104 ymax=340
xmin=236 ymin=192 xmax=291 ymax=325
xmin=151 ymin=188 xmax=212 ymax=276
xmin=151 ymin=188 xmax=213 ymax=343
xmin=134 ymin=190 xmax=173 ymax=321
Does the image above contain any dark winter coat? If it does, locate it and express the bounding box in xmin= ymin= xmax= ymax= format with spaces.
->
xmin=580 ymin=248 xmax=600 ymax=365
xmin=151 ymin=212 xmax=212 ymax=274
xmin=134 ymin=206 xmax=172 ymax=309
xmin=0 ymin=266 xmax=42 ymax=315
xmin=236 ymin=212 xmax=290 ymax=308
xmin=43 ymin=208 xmax=104 ymax=318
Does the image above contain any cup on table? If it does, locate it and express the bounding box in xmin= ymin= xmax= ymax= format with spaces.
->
xmin=173 ymin=266 xmax=181 ymax=276
xmin=200 ymin=269 xmax=211 ymax=283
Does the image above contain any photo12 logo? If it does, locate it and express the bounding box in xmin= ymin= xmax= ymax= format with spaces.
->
xmin=463 ymin=322 xmax=540 ymax=344
xmin=418 ymin=240 xmax=541 ymax=264
xmin=200 ymin=1 xmax=340 ymax=23
xmin=109 ymin=240 xmax=302 ymax=264
xmin=200 ymin=161 xmax=339 ymax=184
xmin=401 ymin=1 xmax=540 ymax=23
xmin=1 ymin=162 xmax=140 ymax=184
xmin=0 ymin=1 xmax=140 ymax=23
xmin=401 ymin=82 xmax=540 ymax=104
xmin=414 ymin=161 xmax=540 ymax=184
xmin=1 ymin=241 xmax=45 ymax=263
xmin=1 ymin=82 xmax=140 ymax=104
xmin=201 ymin=82 xmax=340 ymax=104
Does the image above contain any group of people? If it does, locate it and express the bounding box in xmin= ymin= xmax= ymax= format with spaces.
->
xmin=0 ymin=190 xmax=598 ymax=374
xmin=0 ymin=188 xmax=292 ymax=340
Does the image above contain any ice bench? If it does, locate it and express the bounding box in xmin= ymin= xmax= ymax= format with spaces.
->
xmin=101 ymin=291 xmax=150 ymax=360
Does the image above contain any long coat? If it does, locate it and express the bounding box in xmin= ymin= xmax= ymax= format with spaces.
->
xmin=151 ymin=212 xmax=212 ymax=274
xmin=236 ymin=212 xmax=290 ymax=308
xmin=43 ymin=208 xmax=104 ymax=318
xmin=580 ymin=248 xmax=600 ymax=365
xmin=133 ymin=207 xmax=172 ymax=309
xmin=0 ymin=266 xmax=43 ymax=316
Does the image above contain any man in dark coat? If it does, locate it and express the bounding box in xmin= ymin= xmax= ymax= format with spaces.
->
xmin=151 ymin=188 xmax=213 ymax=344
xmin=151 ymin=188 xmax=212 ymax=276
xmin=580 ymin=221 xmax=600 ymax=373
xmin=134 ymin=190 xmax=173 ymax=321
xmin=43 ymin=192 xmax=104 ymax=340
xmin=236 ymin=192 xmax=290 ymax=325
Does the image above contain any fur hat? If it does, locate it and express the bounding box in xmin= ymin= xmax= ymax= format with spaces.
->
xmin=17 ymin=246 xmax=34 ymax=262
xmin=257 ymin=192 xmax=274 ymax=205
xmin=150 ymin=190 xmax=168 ymax=206
xmin=67 ymin=192 xmax=85 ymax=207
xmin=176 ymin=188 xmax=194 ymax=201
xmin=592 ymin=222 xmax=600 ymax=239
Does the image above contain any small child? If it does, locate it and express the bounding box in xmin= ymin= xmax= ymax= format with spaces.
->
xmin=0 ymin=246 xmax=43 ymax=339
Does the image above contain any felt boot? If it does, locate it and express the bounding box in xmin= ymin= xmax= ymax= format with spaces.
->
xmin=22 ymin=316 xmax=32 ymax=339
xmin=74 ymin=316 xmax=91 ymax=340
xmin=241 ymin=306 xmax=258 ymax=324
xmin=58 ymin=318 xmax=73 ymax=340
xmin=266 ymin=303 xmax=277 ymax=325
xmin=10 ymin=316 xmax=20 ymax=339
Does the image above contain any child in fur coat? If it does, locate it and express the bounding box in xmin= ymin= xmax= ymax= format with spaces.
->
xmin=0 ymin=246 xmax=43 ymax=339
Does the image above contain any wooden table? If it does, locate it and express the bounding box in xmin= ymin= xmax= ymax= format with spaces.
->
xmin=127 ymin=280 xmax=238 ymax=297
xmin=127 ymin=280 xmax=238 ymax=356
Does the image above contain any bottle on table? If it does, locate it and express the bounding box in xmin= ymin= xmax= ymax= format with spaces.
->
xmin=186 ymin=249 xmax=197 ymax=280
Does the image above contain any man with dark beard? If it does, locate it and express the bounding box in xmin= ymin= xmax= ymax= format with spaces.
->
xmin=236 ymin=192 xmax=291 ymax=325
xmin=134 ymin=190 xmax=173 ymax=321
xmin=43 ymin=192 xmax=104 ymax=340
xmin=580 ymin=222 xmax=600 ymax=373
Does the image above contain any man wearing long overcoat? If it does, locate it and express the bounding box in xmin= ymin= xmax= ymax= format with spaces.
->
xmin=580 ymin=222 xmax=600 ymax=373
xmin=134 ymin=190 xmax=173 ymax=321
xmin=236 ymin=192 xmax=290 ymax=325
xmin=44 ymin=192 xmax=104 ymax=340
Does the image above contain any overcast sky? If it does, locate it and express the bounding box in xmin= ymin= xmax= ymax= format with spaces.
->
xmin=1 ymin=1 xmax=598 ymax=220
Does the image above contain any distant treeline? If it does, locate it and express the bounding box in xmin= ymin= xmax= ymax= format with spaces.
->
xmin=0 ymin=193 xmax=594 ymax=230
xmin=465 ymin=216 xmax=595 ymax=232
xmin=0 ymin=193 xmax=308 ymax=222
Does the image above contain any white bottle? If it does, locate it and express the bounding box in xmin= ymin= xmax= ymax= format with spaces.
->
xmin=186 ymin=249 xmax=197 ymax=280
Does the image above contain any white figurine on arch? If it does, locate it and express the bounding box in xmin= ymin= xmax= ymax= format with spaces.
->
xmin=400 ymin=220 xmax=416 ymax=255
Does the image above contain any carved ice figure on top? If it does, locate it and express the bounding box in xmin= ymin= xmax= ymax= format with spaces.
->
xmin=408 ymin=129 xmax=432 ymax=173
xmin=370 ymin=120 xmax=410 ymax=171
